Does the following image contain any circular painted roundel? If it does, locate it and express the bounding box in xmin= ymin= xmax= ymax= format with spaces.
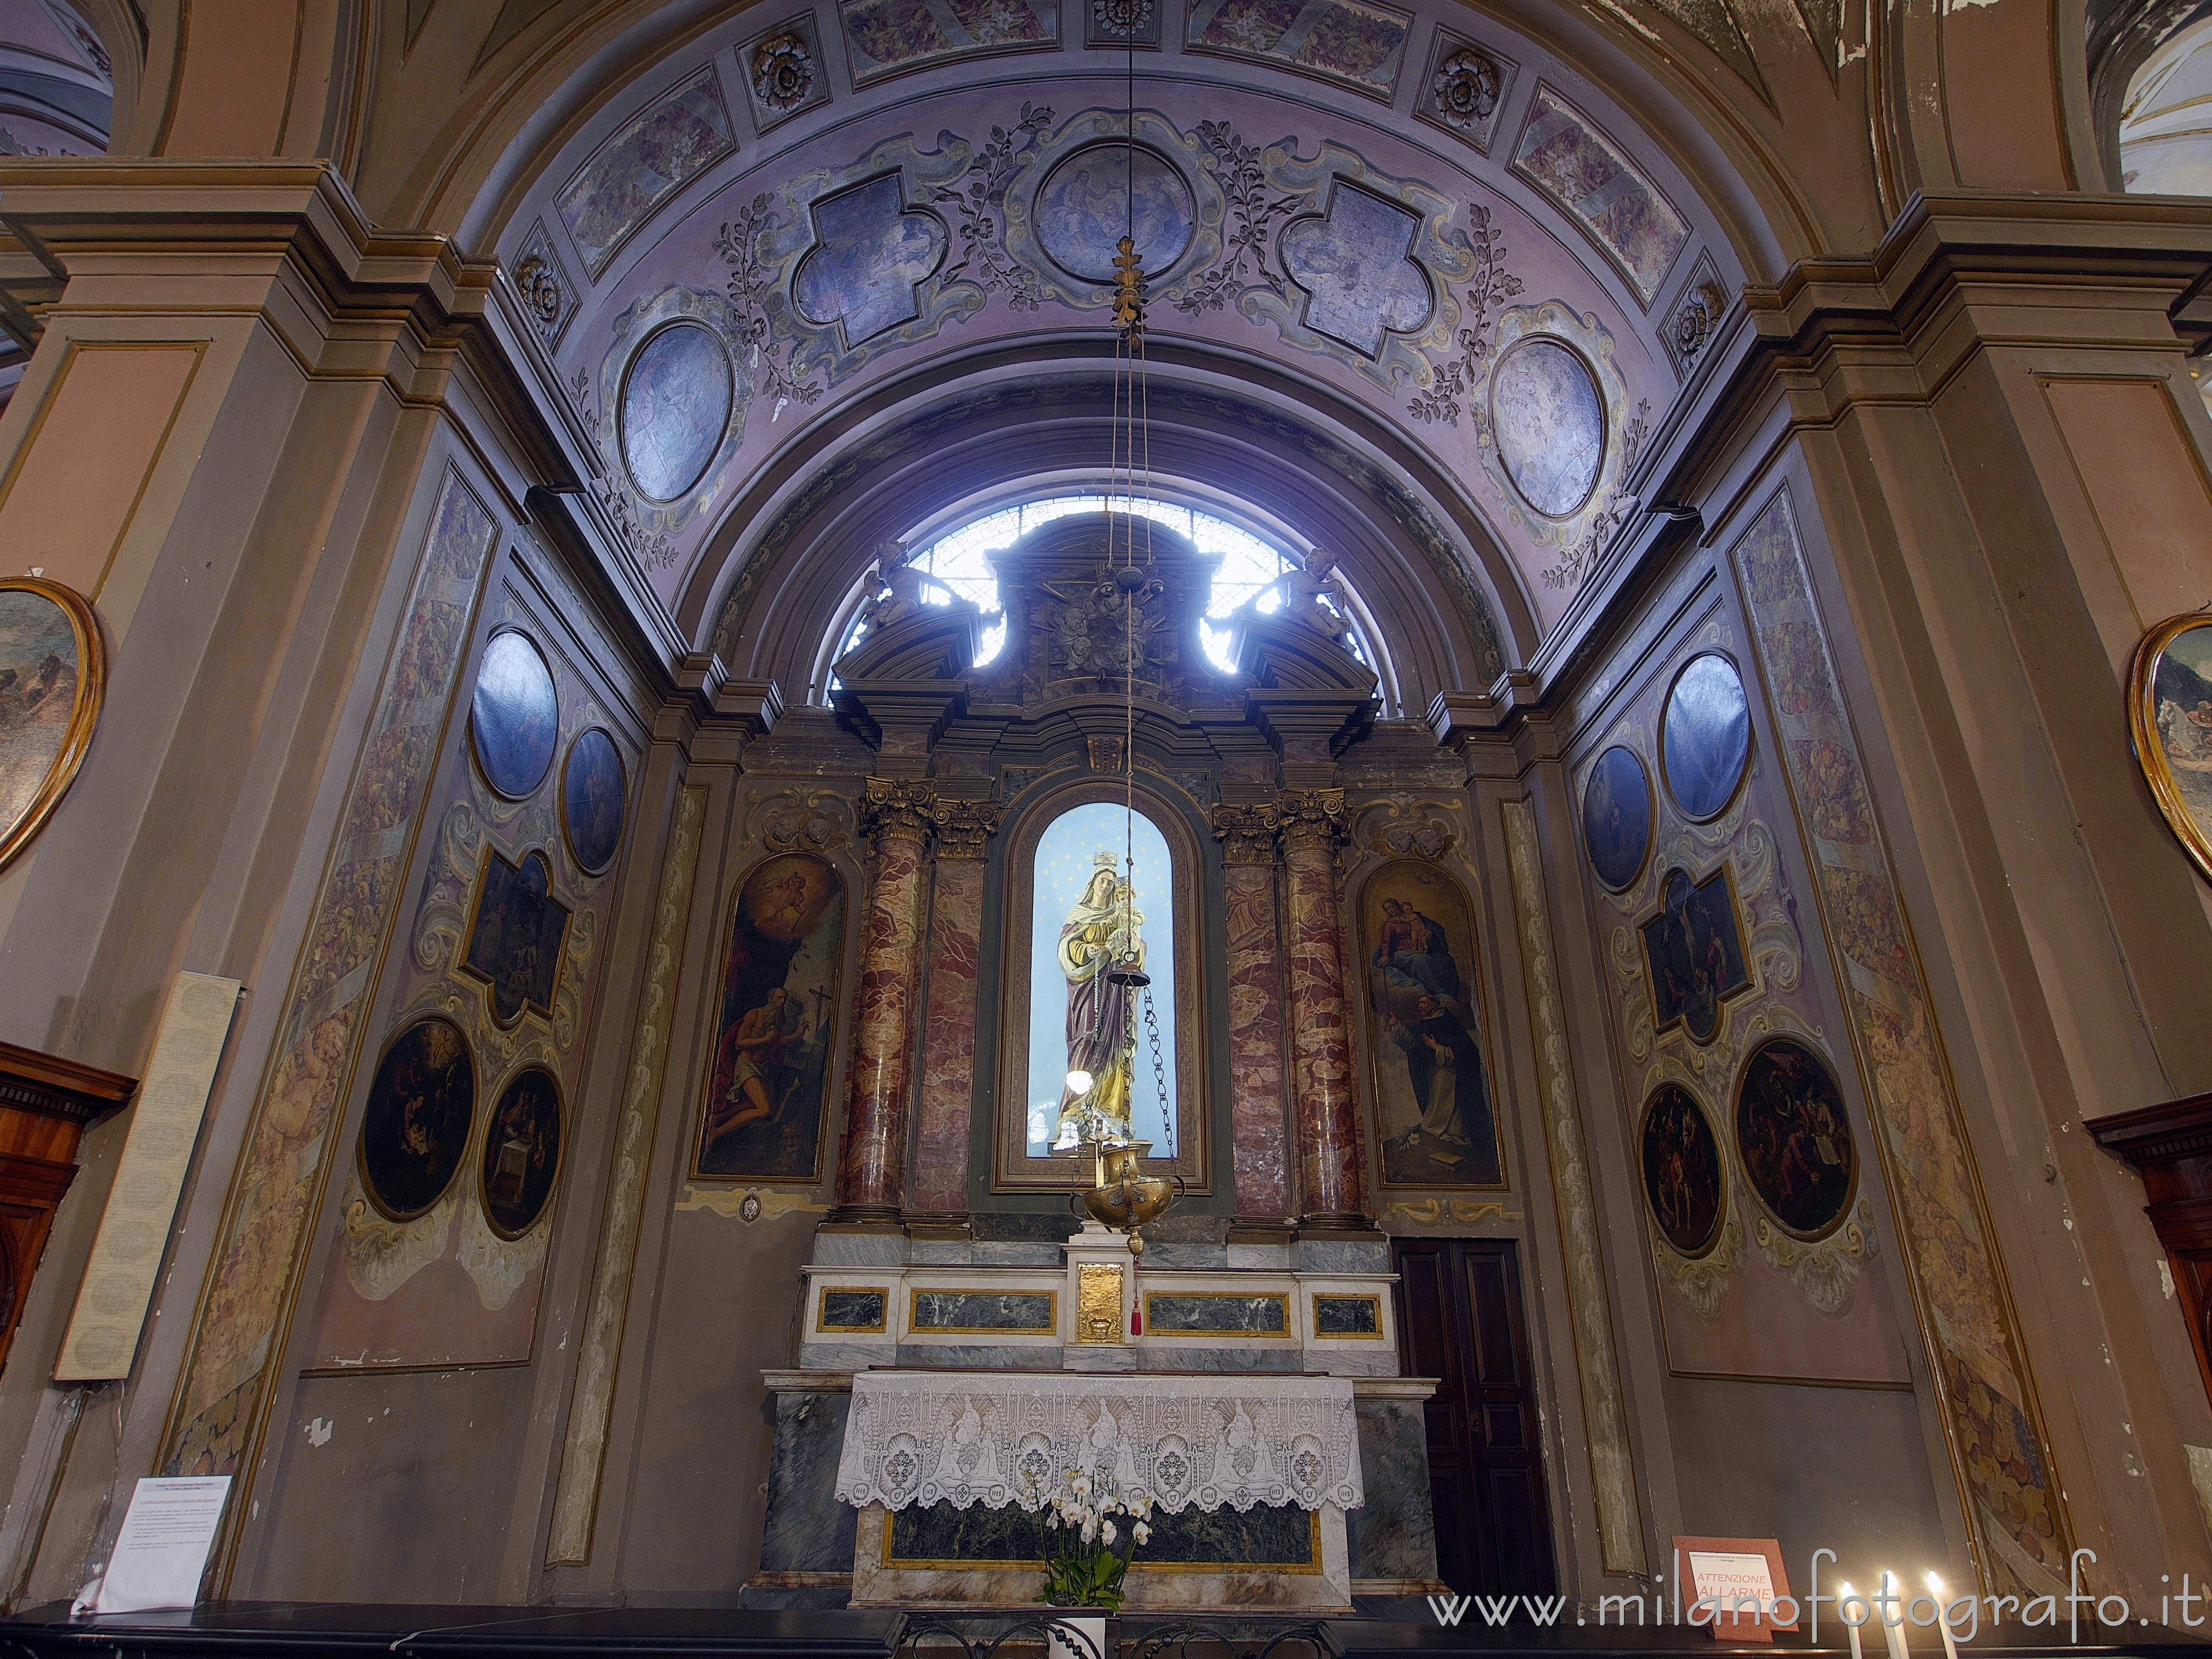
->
xmin=469 ymin=629 xmax=559 ymax=799
xmin=359 ymin=1016 xmax=476 ymax=1222
xmin=1581 ymin=744 xmax=1652 ymax=891
xmin=1640 ymin=1082 xmax=1723 ymax=1257
xmin=1661 ymin=652 xmax=1750 ymax=821
xmin=619 ymin=321 xmax=733 ymax=503
xmin=1489 ymin=337 xmax=1605 ymax=518
xmin=480 ymin=1065 xmax=564 ymax=1239
xmin=1035 ymin=144 xmax=1196 ymax=284
xmin=562 ymin=727 xmax=627 ymax=875
xmin=1734 ymin=1037 xmax=1857 ymax=1240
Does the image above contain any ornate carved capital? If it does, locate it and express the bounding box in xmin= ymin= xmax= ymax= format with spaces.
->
xmin=1274 ymin=788 xmax=1347 ymax=854
xmin=928 ymin=797 xmax=1004 ymax=860
xmin=1210 ymin=802 xmax=1281 ymax=866
xmin=860 ymin=777 xmax=938 ymax=845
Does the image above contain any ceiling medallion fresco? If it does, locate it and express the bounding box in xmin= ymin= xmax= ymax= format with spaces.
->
xmin=588 ymin=284 xmax=750 ymax=565
xmin=1469 ymin=300 xmax=1647 ymax=591
xmin=1002 ymin=110 xmax=1221 ymax=305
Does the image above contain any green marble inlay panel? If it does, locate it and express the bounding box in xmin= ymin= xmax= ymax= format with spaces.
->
xmin=887 ymin=1499 xmax=1318 ymax=1569
xmin=1143 ymin=1292 xmax=1288 ymax=1335
xmin=1313 ymin=1294 xmax=1382 ymax=1337
xmin=911 ymin=1290 xmax=1057 ymax=1333
xmin=819 ymin=1288 xmax=887 ymax=1332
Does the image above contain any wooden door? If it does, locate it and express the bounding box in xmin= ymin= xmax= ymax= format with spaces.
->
xmin=1392 ymin=1238 xmax=1556 ymax=1597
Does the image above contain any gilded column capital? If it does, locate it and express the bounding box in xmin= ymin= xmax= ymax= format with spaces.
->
xmin=1274 ymin=788 xmax=1347 ymax=853
xmin=928 ymin=797 xmax=1004 ymax=860
xmin=1210 ymin=802 xmax=1281 ymax=866
xmin=860 ymin=777 xmax=938 ymax=844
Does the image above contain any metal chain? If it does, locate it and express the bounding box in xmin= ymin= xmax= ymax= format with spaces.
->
xmin=1142 ymin=984 xmax=1172 ymax=1158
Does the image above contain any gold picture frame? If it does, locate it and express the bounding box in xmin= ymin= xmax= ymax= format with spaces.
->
xmin=0 ymin=575 xmax=104 ymax=874
xmin=2129 ymin=611 xmax=2212 ymax=883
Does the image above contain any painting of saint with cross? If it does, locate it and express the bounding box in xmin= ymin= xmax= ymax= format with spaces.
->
xmin=695 ymin=852 xmax=847 ymax=1180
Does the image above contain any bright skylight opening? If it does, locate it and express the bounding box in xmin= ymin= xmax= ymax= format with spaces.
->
xmin=833 ymin=494 xmax=1371 ymax=680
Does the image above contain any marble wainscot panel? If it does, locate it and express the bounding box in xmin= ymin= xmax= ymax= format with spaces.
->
xmin=1345 ymin=1379 xmax=1446 ymax=1600
xmin=745 ymin=1370 xmax=859 ymax=1609
xmin=795 ymin=1259 xmax=1402 ymax=1373
xmin=851 ymin=1501 xmax=1352 ymax=1610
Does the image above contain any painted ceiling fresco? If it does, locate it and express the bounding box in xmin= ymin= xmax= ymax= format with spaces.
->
xmin=507 ymin=9 xmax=1734 ymax=649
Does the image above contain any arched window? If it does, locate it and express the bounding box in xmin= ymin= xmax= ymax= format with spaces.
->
xmin=820 ymin=492 xmax=1385 ymax=700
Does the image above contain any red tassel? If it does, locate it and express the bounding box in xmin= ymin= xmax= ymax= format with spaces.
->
xmin=1130 ymin=1303 xmax=1142 ymax=1335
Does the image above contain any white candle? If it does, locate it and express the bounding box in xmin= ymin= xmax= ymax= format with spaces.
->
xmin=1928 ymin=1574 xmax=1960 ymax=1659
xmin=1840 ymin=1583 xmax=1866 ymax=1659
xmin=1881 ymin=1571 xmax=1911 ymax=1659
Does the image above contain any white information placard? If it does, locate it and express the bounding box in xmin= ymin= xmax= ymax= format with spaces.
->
xmin=1688 ymin=1549 xmax=1778 ymax=1611
xmin=95 ymin=1476 xmax=230 ymax=1613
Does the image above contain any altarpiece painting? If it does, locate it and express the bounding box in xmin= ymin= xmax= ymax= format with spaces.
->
xmin=694 ymin=853 xmax=846 ymax=1181
xmin=1355 ymin=859 xmax=1502 ymax=1187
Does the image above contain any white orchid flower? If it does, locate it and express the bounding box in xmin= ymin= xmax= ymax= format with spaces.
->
xmin=1100 ymin=1519 xmax=1116 ymax=1546
xmin=1133 ymin=1522 xmax=1150 ymax=1545
xmin=1081 ymin=1518 xmax=1098 ymax=1545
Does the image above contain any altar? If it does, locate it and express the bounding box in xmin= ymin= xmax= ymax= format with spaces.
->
xmin=835 ymin=1368 xmax=1363 ymax=1611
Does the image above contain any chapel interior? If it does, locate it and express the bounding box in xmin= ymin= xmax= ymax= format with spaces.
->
xmin=0 ymin=0 xmax=2204 ymax=1635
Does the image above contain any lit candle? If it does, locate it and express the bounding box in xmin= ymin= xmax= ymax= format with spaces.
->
xmin=1927 ymin=1574 xmax=1960 ymax=1659
xmin=1880 ymin=1572 xmax=1911 ymax=1659
xmin=1839 ymin=1583 xmax=1866 ymax=1659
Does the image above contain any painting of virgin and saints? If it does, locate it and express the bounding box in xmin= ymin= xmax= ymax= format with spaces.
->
xmin=1023 ymin=801 xmax=1178 ymax=1156
xmin=694 ymin=853 xmax=846 ymax=1180
xmin=1357 ymin=860 xmax=1502 ymax=1187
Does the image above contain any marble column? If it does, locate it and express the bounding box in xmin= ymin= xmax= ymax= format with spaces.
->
xmin=830 ymin=778 xmax=937 ymax=1221
xmin=1212 ymin=802 xmax=1291 ymax=1223
xmin=1276 ymin=788 xmax=1368 ymax=1227
xmin=907 ymin=797 xmax=1003 ymax=1220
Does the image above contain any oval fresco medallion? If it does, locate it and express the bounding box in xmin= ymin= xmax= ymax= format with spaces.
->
xmin=1640 ymin=1082 xmax=1722 ymax=1257
xmin=562 ymin=727 xmax=627 ymax=875
xmin=2128 ymin=613 xmax=2212 ymax=882
xmin=1035 ymin=144 xmax=1195 ymax=284
xmin=1489 ymin=337 xmax=1604 ymax=518
xmin=481 ymin=1065 xmax=564 ymax=1239
xmin=1734 ymin=1037 xmax=1856 ymax=1240
xmin=1580 ymin=744 xmax=1652 ymax=891
xmin=619 ymin=320 xmax=733 ymax=502
xmin=470 ymin=630 xmax=559 ymax=799
xmin=1661 ymin=652 xmax=1750 ymax=821
xmin=359 ymin=1015 xmax=476 ymax=1222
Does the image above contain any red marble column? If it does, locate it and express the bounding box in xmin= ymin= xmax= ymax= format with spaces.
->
xmin=831 ymin=779 xmax=936 ymax=1220
xmin=1277 ymin=788 xmax=1368 ymax=1226
xmin=1213 ymin=803 xmax=1291 ymax=1223
xmin=907 ymin=798 xmax=1003 ymax=1218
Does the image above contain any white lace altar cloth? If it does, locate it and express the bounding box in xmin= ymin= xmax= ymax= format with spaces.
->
xmin=834 ymin=1369 xmax=1363 ymax=1515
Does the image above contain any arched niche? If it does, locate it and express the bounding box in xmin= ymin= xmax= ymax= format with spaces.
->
xmin=985 ymin=771 xmax=1218 ymax=1199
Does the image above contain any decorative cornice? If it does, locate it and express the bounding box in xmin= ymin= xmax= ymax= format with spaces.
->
xmin=1274 ymin=788 xmax=1347 ymax=854
xmin=2085 ymin=1092 xmax=2212 ymax=1168
xmin=860 ymin=777 xmax=938 ymax=844
xmin=0 ymin=1039 xmax=135 ymax=1127
xmin=1210 ymin=802 xmax=1280 ymax=866
xmin=927 ymin=796 xmax=1003 ymax=860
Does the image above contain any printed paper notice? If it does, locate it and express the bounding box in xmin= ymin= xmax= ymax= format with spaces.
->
xmin=1689 ymin=1550 xmax=1778 ymax=1617
xmin=96 ymin=1476 xmax=230 ymax=1613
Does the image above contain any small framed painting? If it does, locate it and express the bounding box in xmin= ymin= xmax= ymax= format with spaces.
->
xmin=0 ymin=576 xmax=104 ymax=874
xmin=2130 ymin=612 xmax=2212 ymax=882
